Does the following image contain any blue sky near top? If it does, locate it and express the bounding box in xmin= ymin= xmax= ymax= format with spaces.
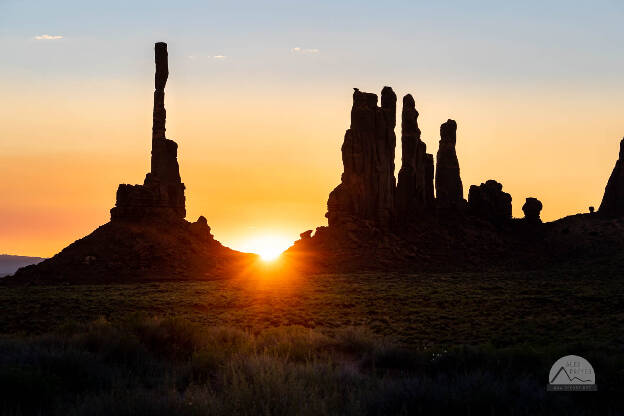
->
xmin=1 ymin=0 xmax=623 ymax=87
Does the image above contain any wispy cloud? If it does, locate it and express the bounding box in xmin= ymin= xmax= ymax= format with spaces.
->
xmin=291 ymin=47 xmax=319 ymax=54
xmin=35 ymin=34 xmax=63 ymax=40
xmin=188 ymin=54 xmax=227 ymax=61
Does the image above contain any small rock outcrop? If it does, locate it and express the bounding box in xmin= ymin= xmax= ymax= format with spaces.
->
xmin=326 ymin=87 xmax=397 ymax=227
xmin=435 ymin=119 xmax=464 ymax=209
xmin=598 ymin=138 xmax=624 ymax=217
xmin=467 ymin=180 xmax=512 ymax=224
xmin=522 ymin=197 xmax=543 ymax=223
xmin=396 ymin=94 xmax=433 ymax=220
xmin=110 ymin=42 xmax=186 ymax=221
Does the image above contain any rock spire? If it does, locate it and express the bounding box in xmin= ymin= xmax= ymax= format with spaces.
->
xmin=326 ymin=87 xmax=397 ymax=227
xmin=396 ymin=94 xmax=433 ymax=220
xmin=435 ymin=119 xmax=463 ymax=209
xmin=110 ymin=42 xmax=186 ymax=221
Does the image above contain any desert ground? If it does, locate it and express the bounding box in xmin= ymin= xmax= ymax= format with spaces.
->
xmin=2 ymin=266 xmax=622 ymax=415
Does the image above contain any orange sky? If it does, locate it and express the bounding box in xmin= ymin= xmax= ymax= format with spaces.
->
xmin=2 ymin=1 xmax=624 ymax=257
xmin=1 ymin=78 xmax=622 ymax=257
xmin=0 ymin=0 xmax=624 ymax=256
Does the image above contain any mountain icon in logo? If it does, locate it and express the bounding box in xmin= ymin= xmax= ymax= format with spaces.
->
xmin=547 ymin=355 xmax=597 ymax=391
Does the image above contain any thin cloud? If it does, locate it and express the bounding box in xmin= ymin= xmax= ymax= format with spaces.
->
xmin=35 ymin=34 xmax=63 ymax=40
xmin=187 ymin=54 xmax=227 ymax=61
xmin=291 ymin=47 xmax=319 ymax=54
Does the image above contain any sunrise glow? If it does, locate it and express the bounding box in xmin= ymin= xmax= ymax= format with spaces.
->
xmin=239 ymin=234 xmax=294 ymax=261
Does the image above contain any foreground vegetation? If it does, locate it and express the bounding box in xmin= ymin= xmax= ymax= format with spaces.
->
xmin=1 ymin=316 xmax=622 ymax=415
xmin=2 ymin=269 xmax=623 ymax=348
xmin=2 ymin=269 xmax=623 ymax=414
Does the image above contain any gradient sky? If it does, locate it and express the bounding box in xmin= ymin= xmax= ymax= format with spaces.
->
xmin=1 ymin=0 xmax=624 ymax=257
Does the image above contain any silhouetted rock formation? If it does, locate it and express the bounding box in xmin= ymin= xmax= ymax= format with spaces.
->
xmin=425 ymin=154 xmax=435 ymax=208
xmin=110 ymin=42 xmax=186 ymax=221
xmin=599 ymin=138 xmax=624 ymax=217
xmin=9 ymin=63 xmax=623 ymax=280
xmin=468 ymin=180 xmax=512 ymax=224
xmin=152 ymin=42 xmax=168 ymax=142
xmin=435 ymin=119 xmax=464 ymax=210
xmin=8 ymin=43 xmax=255 ymax=283
xmin=326 ymin=87 xmax=397 ymax=227
xmin=522 ymin=197 xmax=543 ymax=223
xmin=289 ymin=88 xmax=624 ymax=273
xmin=8 ymin=219 xmax=253 ymax=283
xmin=396 ymin=94 xmax=433 ymax=220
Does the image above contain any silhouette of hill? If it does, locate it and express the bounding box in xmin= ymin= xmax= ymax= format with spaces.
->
xmin=9 ymin=220 xmax=254 ymax=282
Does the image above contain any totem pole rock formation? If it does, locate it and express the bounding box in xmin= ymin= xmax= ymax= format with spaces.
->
xmin=110 ymin=42 xmax=186 ymax=221
xmin=467 ymin=180 xmax=512 ymax=224
xmin=8 ymin=42 xmax=262 ymax=283
xmin=435 ymin=119 xmax=464 ymax=209
xmin=396 ymin=94 xmax=434 ymax=220
xmin=598 ymin=138 xmax=624 ymax=217
xmin=326 ymin=87 xmax=397 ymax=227
xmin=522 ymin=197 xmax=543 ymax=223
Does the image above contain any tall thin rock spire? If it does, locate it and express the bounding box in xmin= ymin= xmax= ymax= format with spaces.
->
xmin=152 ymin=42 xmax=168 ymax=141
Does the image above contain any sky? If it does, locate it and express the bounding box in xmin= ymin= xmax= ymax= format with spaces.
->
xmin=1 ymin=0 xmax=624 ymax=257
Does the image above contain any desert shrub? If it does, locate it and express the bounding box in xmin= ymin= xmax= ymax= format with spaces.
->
xmin=255 ymin=325 xmax=334 ymax=361
xmin=1 ymin=317 xmax=623 ymax=416
xmin=66 ymin=389 xmax=198 ymax=416
xmin=128 ymin=316 xmax=201 ymax=360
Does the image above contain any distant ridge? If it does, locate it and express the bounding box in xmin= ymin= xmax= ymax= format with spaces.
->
xmin=0 ymin=255 xmax=46 ymax=277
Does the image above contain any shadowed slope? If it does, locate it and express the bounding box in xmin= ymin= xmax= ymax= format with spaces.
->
xmin=10 ymin=219 xmax=255 ymax=282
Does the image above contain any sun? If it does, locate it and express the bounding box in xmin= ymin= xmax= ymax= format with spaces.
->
xmin=239 ymin=234 xmax=294 ymax=262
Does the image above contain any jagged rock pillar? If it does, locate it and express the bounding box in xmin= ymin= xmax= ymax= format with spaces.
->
xmin=598 ymin=138 xmax=624 ymax=217
xmin=435 ymin=119 xmax=463 ymax=210
xmin=111 ymin=42 xmax=186 ymax=221
xmin=144 ymin=42 xmax=185 ymax=219
xmin=326 ymin=87 xmax=397 ymax=228
xmin=152 ymin=42 xmax=168 ymax=142
xmin=396 ymin=94 xmax=431 ymax=221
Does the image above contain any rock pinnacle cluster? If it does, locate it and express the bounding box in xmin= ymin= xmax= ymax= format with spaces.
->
xmin=325 ymin=87 xmax=512 ymax=229
xmin=326 ymin=87 xmax=397 ymax=228
xmin=9 ymin=45 xmax=624 ymax=281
